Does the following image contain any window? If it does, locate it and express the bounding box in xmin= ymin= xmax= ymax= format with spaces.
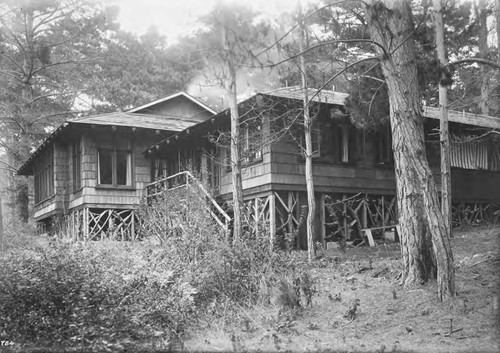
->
xmin=152 ymin=159 xmax=168 ymax=180
xmin=97 ymin=148 xmax=132 ymax=187
xmin=72 ymin=140 xmax=82 ymax=191
xmin=339 ymin=124 xmax=350 ymax=163
xmin=242 ymin=123 xmax=263 ymax=163
xmin=376 ymin=124 xmax=393 ymax=165
xmin=34 ymin=149 xmax=54 ymax=203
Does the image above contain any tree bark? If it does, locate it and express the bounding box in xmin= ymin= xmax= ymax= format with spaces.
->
xmin=221 ymin=19 xmax=244 ymax=243
xmin=432 ymin=0 xmax=452 ymax=239
xmin=497 ymin=0 xmax=500 ymax=61
xmin=365 ymin=0 xmax=455 ymax=301
xmin=476 ymin=0 xmax=490 ymax=116
xmin=298 ymin=5 xmax=316 ymax=262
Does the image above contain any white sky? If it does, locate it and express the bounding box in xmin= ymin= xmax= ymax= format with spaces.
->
xmin=115 ymin=0 xmax=308 ymax=41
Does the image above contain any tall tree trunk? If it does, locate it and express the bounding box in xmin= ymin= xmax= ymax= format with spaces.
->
xmin=432 ymin=0 xmax=452 ymax=239
xmin=221 ymin=20 xmax=244 ymax=242
xmin=365 ymin=0 xmax=455 ymax=301
xmin=12 ymin=9 xmax=36 ymax=223
xmin=298 ymin=5 xmax=316 ymax=262
xmin=476 ymin=0 xmax=490 ymax=115
xmin=496 ymin=0 xmax=500 ymax=112
xmin=497 ymin=0 xmax=500 ymax=61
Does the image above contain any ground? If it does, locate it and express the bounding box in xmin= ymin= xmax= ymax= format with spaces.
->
xmin=185 ymin=227 xmax=500 ymax=353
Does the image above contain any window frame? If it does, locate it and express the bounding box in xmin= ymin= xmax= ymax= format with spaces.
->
xmin=72 ymin=140 xmax=82 ymax=192
xmin=97 ymin=148 xmax=134 ymax=189
xmin=338 ymin=124 xmax=350 ymax=164
xmin=34 ymin=148 xmax=55 ymax=204
xmin=242 ymin=122 xmax=263 ymax=164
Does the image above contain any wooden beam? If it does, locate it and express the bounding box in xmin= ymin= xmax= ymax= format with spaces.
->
xmin=423 ymin=105 xmax=500 ymax=129
xmin=343 ymin=194 xmax=348 ymax=240
xmin=362 ymin=195 xmax=367 ymax=229
xmin=363 ymin=229 xmax=375 ymax=247
xmin=320 ymin=194 xmax=326 ymax=248
xmin=83 ymin=208 xmax=89 ymax=241
xmin=254 ymin=198 xmax=260 ymax=238
xmin=269 ymin=193 xmax=276 ymax=248
xmin=131 ymin=211 xmax=136 ymax=242
xmin=287 ymin=192 xmax=294 ymax=234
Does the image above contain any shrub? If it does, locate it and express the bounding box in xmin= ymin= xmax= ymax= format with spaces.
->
xmin=0 ymin=184 xmax=316 ymax=351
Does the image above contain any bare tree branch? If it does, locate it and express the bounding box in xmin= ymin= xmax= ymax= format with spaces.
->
xmin=449 ymin=58 xmax=500 ymax=70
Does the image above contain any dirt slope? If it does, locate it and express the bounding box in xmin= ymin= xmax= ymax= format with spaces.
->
xmin=186 ymin=227 xmax=500 ymax=352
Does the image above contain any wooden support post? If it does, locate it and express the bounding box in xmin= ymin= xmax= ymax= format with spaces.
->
xmin=362 ymin=195 xmax=368 ymax=229
xmin=269 ymin=193 xmax=276 ymax=249
xmin=254 ymin=198 xmax=260 ymax=238
xmin=320 ymin=194 xmax=326 ymax=248
xmin=295 ymin=192 xmax=300 ymax=225
xmin=131 ymin=211 xmax=135 ymax=242
xmin=287 ymin=192 xmax=294 ymax=234
xmin=381 ymin=195 xmax=385 ymax=228
xmin=343 ymin=194 xmax=348 ymax=240
xmin=83 ymin=208 xmax=89 ymax=242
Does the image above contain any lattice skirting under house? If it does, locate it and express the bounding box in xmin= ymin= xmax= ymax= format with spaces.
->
xmin=67 ymin=208 xmax=138 ymax=241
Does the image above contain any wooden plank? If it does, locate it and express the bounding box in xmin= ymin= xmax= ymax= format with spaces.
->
xmin=364 ymin=229 xmax=375 ymax=247
xmin=271 ymin=174 xmax=396 ymax=191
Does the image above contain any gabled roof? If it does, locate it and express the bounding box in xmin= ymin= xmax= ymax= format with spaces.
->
xmin=18 ymin=91 xmax=216 ymax=176
xmin=18 ymin=111 xmax=202 ymax=175
xmin=72 ymin=111 xmax=199 ymax=131
xmin=128 ymin=91 xmax=217 ymax=115
xmin=145 ymin=87 xmax=500 ymax=154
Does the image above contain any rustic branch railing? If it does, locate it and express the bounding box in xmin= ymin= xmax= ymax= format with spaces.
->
xmin=146 ymin=171 xmax=231 ymax=232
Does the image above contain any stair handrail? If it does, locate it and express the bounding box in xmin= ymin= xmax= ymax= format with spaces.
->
xmin=146 ymin=171 xmax=231 ymax=227
xmin=184 ymin=171 xmax=231 ymax=222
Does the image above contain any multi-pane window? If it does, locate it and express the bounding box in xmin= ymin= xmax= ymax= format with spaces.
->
xmin=72 ymin=140 xmax=82 ymax=191
xmin=242 ymin=123 xmax=263 ymax=163
xmin=97 ymin=149 xmax=132 ymax=187
xmin=34 ymin=149 xmax=54 ymax=203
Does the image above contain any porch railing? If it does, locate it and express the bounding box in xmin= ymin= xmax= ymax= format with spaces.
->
xmin=146 ymin=171 xmax=231 ymax=232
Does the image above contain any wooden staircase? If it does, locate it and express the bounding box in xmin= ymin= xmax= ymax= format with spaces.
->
xmin=146 ymin=171 xmax=231 ymax=233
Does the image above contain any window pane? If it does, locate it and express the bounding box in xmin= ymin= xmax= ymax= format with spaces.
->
xmin=116 ymin=151 xmax=131 ymax=185
xmin=73 ymin=142 xmax=81 ymax=190
xmin=99 ymin=150 xmax=113 ymax=185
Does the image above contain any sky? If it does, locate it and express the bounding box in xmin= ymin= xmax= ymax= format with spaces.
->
xmin=114 ymin=0 xmax=314 ymax=107
xmin=115 ymin=0 xmax=306 ymax=42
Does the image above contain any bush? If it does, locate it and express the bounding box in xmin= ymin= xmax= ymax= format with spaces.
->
xmin=0 ymin=185 xmax=315 ymax=351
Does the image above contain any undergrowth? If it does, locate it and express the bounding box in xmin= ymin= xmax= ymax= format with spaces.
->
xmin=0 ymin=185 xmax=314 ymax=351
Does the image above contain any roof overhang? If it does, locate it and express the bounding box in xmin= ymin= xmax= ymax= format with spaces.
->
xmin=144 ymin=88 xmax=500 ymax=154
xmin=423 ymin=106 xmax=500 ymax=130
xmin=18 ymin=111 xmax=201 ymax=176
